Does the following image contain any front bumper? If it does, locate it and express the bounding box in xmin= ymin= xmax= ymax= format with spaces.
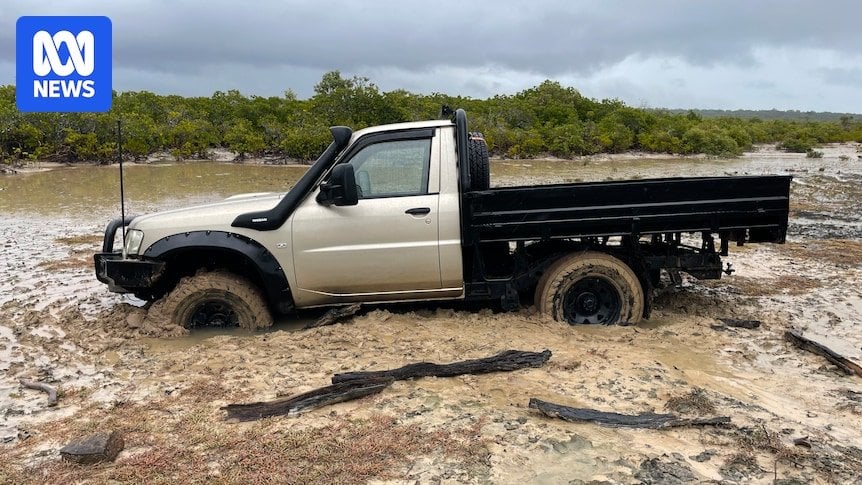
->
xmin=95 ymin=215 xmax=163 ymax=293
xmin=94 ymin=253 xmax=165 ymax=293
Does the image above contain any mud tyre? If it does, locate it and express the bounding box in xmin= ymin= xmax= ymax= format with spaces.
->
xmin=151 ymin=271 xmax=273 ymax=330
xmin=468 ymin=131 xmax=490 ymax=191
xmin=535 ymin=251 xmax=644 ymax=325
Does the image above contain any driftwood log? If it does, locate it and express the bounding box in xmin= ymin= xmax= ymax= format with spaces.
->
xmin=19 ymin=379 xmax=58 ymax=407
xmin=331 ymin=349 xmax=552 ymax=384
xmin=784 ymin=329 xmax=862 ymax=377
xmin=529 ymin=398 xmax=731 ymax=429
xmin=718 ymin=318 xmax=761 ymax=329
xmin=304 ymin=303 xmax=362 ymax=329
xmin=225 ymin=350 xmax=551 ymax=422
xmin=223 ymin=377 xmax=394 ymax=422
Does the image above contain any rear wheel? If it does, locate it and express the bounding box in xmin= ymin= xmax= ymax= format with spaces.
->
xmin=146 ymin=271 xmax=273 ymax=330
xmin=535 ymin=251 xmax=644 ymax=325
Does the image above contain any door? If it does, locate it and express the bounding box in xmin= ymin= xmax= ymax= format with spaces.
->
xmin=291 ymin=132 xmax=452 ymax=306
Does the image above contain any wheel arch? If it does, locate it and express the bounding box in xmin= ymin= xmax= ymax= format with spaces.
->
xmin=142 ymin=231 xmax=293 ymax=314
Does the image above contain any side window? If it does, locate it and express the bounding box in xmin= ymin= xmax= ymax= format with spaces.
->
xmin=348 ymin=138 xmax=431 ymax=198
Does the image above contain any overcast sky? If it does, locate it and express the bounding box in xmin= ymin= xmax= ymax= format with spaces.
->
xmin=2 ymin=0 xmax=861 ymax=112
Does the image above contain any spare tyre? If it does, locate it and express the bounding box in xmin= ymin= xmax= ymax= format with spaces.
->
xmin=467 ymin=131 xmax=490 ymax=191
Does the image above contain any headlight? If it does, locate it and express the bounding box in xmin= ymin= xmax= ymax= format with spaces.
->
xmin=123 ymin=229 xmax=144 ymax=257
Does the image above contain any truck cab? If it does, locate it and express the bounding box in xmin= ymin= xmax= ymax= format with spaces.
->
xmin=290 ymin=121 xmax=464 ymax=307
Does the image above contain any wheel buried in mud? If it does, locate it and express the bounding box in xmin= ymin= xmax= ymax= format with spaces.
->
xmin=150 ymin=271 xmax=273 ymax=330
xmin=535 ymin=251 xmax=644 ymax=325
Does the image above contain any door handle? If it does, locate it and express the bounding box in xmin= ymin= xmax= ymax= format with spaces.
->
xmin=405 ymin=207 xmax=431 ymax=216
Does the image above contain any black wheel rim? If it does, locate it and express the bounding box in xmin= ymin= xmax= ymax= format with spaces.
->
xmin=188 ymin=299 xmax=239 ymax=327
xmin=561 ymin=277 xmax=621 ymax=324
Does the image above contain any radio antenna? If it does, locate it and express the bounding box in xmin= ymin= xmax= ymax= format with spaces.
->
xmin=117 ymin=119 xmax=126 ymax=251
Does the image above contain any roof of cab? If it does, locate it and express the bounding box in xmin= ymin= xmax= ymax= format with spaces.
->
xmin=349 ymin=119 xmax=453 ymax=142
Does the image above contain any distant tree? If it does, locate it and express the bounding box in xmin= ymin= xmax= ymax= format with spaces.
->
xmin=64 ymin=131 xmax=114 ymax=162
xmin=0 ymin=72 xmax=856 ymax=163
xmin=681 ymin=126 xmax=741 ymax=156
xmin=167 ymin=117 xmax=217 ymax=160
xmin=597 ymin=117 xmax=635 ymax=153
xmin=224 ymin=119 xmax=265 ymax=159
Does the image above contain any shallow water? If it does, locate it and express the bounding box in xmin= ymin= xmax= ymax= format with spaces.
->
xmin=139 ymin=312 xmax=317 ymax=353
xmin=2 ymin=146 xmax=859 ymax=231
xmin=1 ymin=147 xmax=859 ymax=312
xmin=0 ymin=162 xmax=307 ymax=216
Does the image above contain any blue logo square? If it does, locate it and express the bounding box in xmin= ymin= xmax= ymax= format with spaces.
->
xmin=16 ymin=16 xmax=112 ymax=112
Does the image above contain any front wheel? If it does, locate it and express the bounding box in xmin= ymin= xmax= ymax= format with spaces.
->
xmin=146 ymin=271 xmax=273 ymax=330
xmin=535 ymin=251 xmax=644 ymax=325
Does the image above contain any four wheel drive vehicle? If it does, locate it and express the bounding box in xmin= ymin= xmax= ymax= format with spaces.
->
xmin=94 ymin=109 xmax=791 ymax=328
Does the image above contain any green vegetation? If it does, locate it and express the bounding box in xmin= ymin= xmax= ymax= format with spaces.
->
xmin=2 ymin=71 xmax=861 ymax=164
xmin=665 ymin=109 xmax=862 ymax=122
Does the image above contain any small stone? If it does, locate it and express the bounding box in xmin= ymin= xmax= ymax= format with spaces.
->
xmin=636 ymin=454 xmax=698 ymax=484
xmin=60 ymin=431 xmax=124 ymax=464
xmin=0 ymin=427 xmax=17 ymax=444
xmin=690 ymin=449 xmax=717 ymax=462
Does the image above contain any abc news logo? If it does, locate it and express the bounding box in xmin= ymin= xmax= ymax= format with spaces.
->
xmin=16 ymin=16 xmax=112 ymax=112
xmin=33 ymin=30 xmax=96 ymax=98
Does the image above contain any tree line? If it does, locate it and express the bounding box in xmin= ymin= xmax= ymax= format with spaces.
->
xmin=1 ymin=71 xmax=860 ymax=164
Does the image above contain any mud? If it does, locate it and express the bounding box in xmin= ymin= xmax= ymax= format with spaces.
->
xmin=1 ymin=145 xmax=862 ymax=483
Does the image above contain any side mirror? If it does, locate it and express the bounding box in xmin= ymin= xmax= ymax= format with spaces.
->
xmin=316 ymin=164 xmax=359 ymax=206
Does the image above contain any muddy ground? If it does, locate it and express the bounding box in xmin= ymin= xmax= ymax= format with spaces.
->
xmin=1 ymin=144 xmax=861 ymax=484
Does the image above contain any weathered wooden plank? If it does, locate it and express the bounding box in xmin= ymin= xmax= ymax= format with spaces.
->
xmin=331 ymin=349 xmax=552 ymax=384
xmin=222 ymin=377 xmax=394 ymax=422
xmin=718 ymin=318 xmax=761 ymax=329
xmin=304 ymin=303 xmax=362 ymax=329
xmin=529 ymin=398 xmax=731 ymax=429
xmin=784 ymin=329 xmax=862 ymax=377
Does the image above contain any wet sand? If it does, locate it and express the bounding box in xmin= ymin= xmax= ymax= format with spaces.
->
xmin=1 ymin=144 xmax=861 ymax=483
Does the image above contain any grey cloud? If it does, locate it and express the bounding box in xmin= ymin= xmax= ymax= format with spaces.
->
xmin=746 ymin=80 xmax=777 ymax=90
xmin=3 ymin=1 xmax=861 ymax=76
xmin=819 ymin=67 xmax=862 ymax=87
xmin=1 ymin=1 xmax=861 ymax=111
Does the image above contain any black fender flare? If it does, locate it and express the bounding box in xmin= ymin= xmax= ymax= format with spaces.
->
xmin=142 ymin=231 xmax=293 ymax=313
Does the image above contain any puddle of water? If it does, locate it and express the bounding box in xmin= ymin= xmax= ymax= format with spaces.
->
xmin=0 ymin=162 xmax=307 ymax=215
xmin=0 ymin=163 xmax=307 ymax=311
xmin=139 ymin=310 xmax=324 ymax=353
